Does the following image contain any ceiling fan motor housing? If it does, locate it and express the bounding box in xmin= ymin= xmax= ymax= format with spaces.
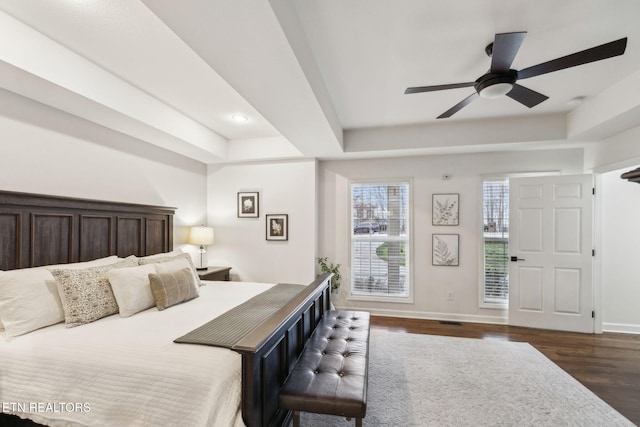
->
xmin=475 ymin=70 xmax=518 ymax=98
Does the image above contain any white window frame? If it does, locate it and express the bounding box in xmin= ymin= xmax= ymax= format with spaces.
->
xmin=348 ymin=179 xmax=413 ymax=304
xmin=479 ymin=177 xmax=510 ymax=309
xmin=478 ymin=171 xmax=560 ymax=309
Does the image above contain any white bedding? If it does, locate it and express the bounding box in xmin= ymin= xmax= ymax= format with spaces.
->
xmin=0 ymin=281 xmax=274 ymax=427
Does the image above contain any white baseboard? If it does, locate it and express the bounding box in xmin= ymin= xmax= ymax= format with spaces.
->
xmin=332 ymin=306 xmax=640 ymax=335
xmin=602 ymin=322 xmax=640 ymax=335
xmin=333 ymin=306 xmax=508 ymax=325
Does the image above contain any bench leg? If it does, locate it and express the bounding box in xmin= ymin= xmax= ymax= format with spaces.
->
xmin=293 ymin=411 xmax=301 ymax=427
xmin=356 ymin=417 xmax=362 ymax=427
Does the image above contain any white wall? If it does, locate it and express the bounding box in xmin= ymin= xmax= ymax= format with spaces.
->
xmin=318 ymin=149 xmax=584 ymax=323
xmin=584 ymin=125 xmax=640 ymax=172
xmin=0 ymin=94 xmax=208 ymax=248
xmin=583 ymin=125 xmax=640 ymax=333
xmin=599 ymin=167 xmax=640 ymax=333
xmin=206 ymin=159 xmax=317 ymax=284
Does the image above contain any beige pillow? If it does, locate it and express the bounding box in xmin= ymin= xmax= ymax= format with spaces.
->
xmin=107 ymin=264 xmax=157 ymax=317
xmin=137 ymin=250 xmax=184 ymax=262
xmin=148 ymin=268 xmax=199 ymax=311
xmin=139 ymin=252 xmax=201 ymax=289
xmin=154 ymin=257 xmax=201 ymax=294
xmin=51 ymin=257 xmax=138 ymax=327
xmin=0 ymin=256 xmax=121 ymax=338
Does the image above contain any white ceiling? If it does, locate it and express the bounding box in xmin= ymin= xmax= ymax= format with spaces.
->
xmin=1 ymin=0 xmax=640 ymax=164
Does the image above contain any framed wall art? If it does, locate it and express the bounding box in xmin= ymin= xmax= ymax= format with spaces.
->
xmin=266 ymin=214 xmax=288 ymax=241
xmin=432 ymin=193 xmax=459 ymax=226
xmin=238 ymin=192 xmax=259 ymax=218
xmin=432 ymin=234 xmax=459 ymax=266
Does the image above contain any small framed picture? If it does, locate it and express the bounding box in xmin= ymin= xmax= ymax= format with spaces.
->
xmin=266 ymin=214 xmax=288 ymax=241
xmin=432 ymin=193 xmax=459 ymax=226
xmin=238 ymin=192 xmax=259 ymax=218
xmin=433 ymin=234 xmax=459 ymax=266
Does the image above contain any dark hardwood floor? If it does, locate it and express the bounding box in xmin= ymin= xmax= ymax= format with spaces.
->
xmin=371 ymin=316 xmax=640 ymax=425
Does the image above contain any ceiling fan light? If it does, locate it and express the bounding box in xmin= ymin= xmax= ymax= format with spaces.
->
xmin=231 ymin=114 xmax=249 ymax=123
xmin=479 ymin=82 xmax=514 ymax=99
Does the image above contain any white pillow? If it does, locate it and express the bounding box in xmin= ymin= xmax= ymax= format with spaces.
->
xmin=108 ymin=264 xmax=157 ymax=317
xmin=48 ymin=255 xmax=121 ymax=270
xmin=138 ymin=249 xmax=184 ymax=262
xmin=154 ymin=257 xmax=200 ymax=294
xmin=0 ymin=256 xmax=121 ymax=338
xmin=0 ymin=270 xmax=3 ymax=331
xmin=0 ymin=268 xmax=64 ymax=338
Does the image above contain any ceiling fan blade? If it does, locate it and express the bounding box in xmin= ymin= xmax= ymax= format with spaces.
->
xmin=490 ymin=32 xmax=527 ymax=73
xmin=518 ymin=37 xmax=627 ymax=80
xmin=506 ymin=84 xmax=549 ymax=108
xmin=405 ymin=82 xmax=474 ymax=94
xmin=437 ymin=92 xmax=479 ymax=119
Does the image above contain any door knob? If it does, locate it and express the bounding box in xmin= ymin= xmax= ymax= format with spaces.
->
xmin=510 ymin=256 xmax=525 ymax=262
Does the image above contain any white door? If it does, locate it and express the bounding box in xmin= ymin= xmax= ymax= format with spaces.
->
xmin=509 ymin=174 xmax=594 ymax=333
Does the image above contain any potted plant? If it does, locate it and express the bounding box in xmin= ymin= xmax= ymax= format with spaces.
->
xmin=317 ymin=257 xmax=341 ymax=293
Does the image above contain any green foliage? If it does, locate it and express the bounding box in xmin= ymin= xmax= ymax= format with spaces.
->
xmin=317 ymin=257 xmax=341 ymax=293
xmin=375 ymin=242 xmax=406 ymax=266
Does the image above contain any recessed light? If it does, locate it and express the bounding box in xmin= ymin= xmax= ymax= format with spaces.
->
xmin=567 ymin=96 xmax=586 ymax=107
xmin=231 ymin=114 xmax=249 ymax=123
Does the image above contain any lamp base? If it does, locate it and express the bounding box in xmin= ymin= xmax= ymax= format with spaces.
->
xmin=196 ymin=246 xmax=208 ymax=270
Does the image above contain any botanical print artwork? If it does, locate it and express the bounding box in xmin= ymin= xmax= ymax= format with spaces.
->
xmin=266 ymin=214 xmax=288 ymax=241
xmin=433 ymin=234 xmax=459 ymax=266
xmin=270 ymin=218 xmax=283 ymax=235
xmin=237 ymin=192 xmax=259 ymax=218
xmin=433 ymin=194 xmax=459 ymax=225
xmin=242 ymin=197 xmax=254 ymax=213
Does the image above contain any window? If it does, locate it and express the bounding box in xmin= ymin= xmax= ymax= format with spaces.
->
xmin=350 ymin=181 xmax=410 ymax=298
xmin=482 ymin=179 xmax=509 ymax=305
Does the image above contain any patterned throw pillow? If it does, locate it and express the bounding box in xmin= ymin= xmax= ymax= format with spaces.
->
xmin=148 ymin=268 xmax=199 ymax=311
xmin=51 ymin=257 xmax=138 ymax=327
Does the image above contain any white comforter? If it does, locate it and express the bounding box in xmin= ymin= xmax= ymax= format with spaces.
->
xmin=0 ymin=281 xmax=274 ymax=427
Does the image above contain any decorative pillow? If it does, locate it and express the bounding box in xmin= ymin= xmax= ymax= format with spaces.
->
xmin=148 ymin=268 xmax=199 ymax=311
xmin=139 ymin=252 xmax=201 ymax=289
xmin=107 ymin=264 xmax=157 ymax=317
xmin=154 ymin=257 xmax=201 ymax=294
xmin=0 ymin=255 xmax=122 ymax=338
xmin=51 ymin=257 xmax=138 ymax=327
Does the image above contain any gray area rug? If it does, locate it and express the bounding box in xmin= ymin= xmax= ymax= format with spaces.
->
xmin=299 ymin=329 xmax=633 ymax=426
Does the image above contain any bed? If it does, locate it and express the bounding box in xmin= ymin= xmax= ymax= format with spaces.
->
xmin=0 ymin=191 xmax=331 ymax=427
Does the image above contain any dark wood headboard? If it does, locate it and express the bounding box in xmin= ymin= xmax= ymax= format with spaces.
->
xmin=0 ymin=191 xmax=175 ymax=270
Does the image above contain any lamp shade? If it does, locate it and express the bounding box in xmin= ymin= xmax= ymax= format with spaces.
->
xmin=189 ymin=226 xmax=214 ymax=245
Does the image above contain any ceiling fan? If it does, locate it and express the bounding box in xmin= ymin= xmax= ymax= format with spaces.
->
xmin=405 ymin=32 xmax=627 ymax=119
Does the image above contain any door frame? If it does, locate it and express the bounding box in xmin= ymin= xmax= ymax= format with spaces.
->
xmin=479 ymin=172 xmax=601 ymax=332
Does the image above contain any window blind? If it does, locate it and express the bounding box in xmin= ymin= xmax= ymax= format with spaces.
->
xmin=351 ymin=182 xmax=410 ymax=297
xmin=483 ymin=179 xmax=509 ymax=303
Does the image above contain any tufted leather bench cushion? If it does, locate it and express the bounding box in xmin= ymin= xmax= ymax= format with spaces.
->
xmin=279 ymin=310 xmax=370 ymax=425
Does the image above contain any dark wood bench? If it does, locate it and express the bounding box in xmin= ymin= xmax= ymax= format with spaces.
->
xmin=279 ymin=310 xmax=370 ymax=427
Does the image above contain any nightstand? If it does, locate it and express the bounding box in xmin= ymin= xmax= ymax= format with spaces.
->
xmin=198 ymin=266 xmax=232 ymax=281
